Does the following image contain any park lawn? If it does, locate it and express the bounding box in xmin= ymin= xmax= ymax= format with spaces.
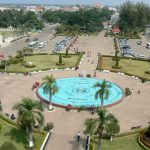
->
xmin=92 ymin=134 xmax=143 ymax=150
xmin=0 ymin=118 xmax=46 ymax=150
xmin=6 ymin=54 xmax=82 ymax=73
xmin=101 ymin=56 xmax=150 ymax=80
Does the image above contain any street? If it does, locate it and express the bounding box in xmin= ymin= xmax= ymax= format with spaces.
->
xmin=0 ymin=23 xmax=59 ymax=57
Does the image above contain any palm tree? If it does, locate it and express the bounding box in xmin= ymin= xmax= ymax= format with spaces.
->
xmin=94 ymin=79 xmax=111 ymax=108
xmin=13 ymin=98 xmax=44 ymax=148
xmin=43 ymin=75 xmax=59 ymax=110
xmin=85 ymin=109 xmax=119 ymax=150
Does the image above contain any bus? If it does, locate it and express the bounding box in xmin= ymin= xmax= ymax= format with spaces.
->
xmin=28 ymin=41 xmax=38 ymax=48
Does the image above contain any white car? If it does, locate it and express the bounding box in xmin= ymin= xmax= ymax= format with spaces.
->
xmin=137 ymin=54 xmax=146 ymax=60
xmin=38 ymin=42 xmax=45 ymax=48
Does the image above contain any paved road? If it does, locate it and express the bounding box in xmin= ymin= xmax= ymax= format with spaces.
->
xmin=0 ymin=23 xmax=59 ymax=57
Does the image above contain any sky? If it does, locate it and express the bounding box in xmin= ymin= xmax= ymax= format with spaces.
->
xmin=0 ymin=0 xmax=150 ymax=6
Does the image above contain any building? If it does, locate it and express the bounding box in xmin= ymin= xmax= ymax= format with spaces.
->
xmin=62 ymin=6 xmax=79 ymax=12
xmin=0 ymin=6 xmax=21 ymax=11
xmin=25 ymin=5 xmax=45 ymax=13
xmin=112 ymin=26 xmax=120 ymax=34
xmin=108 ymin=7 xmax=117 ymax=12
xmin=93 ymin=3 xmax=104 ymax=9
xmin=44 ymin=6 xmax=61 ymax=11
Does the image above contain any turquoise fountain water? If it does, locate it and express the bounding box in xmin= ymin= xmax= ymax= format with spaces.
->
xmin=38 ymin=78 xmax=124 ymax=107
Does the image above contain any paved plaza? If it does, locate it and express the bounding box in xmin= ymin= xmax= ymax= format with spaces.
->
xmin=0 ymin=31 xmax=150 ymax=150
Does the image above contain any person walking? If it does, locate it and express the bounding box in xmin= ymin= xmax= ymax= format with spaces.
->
xmin=77 ymin=131 xmax=81 ymax=141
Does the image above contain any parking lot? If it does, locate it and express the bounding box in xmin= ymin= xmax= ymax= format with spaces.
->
xmin=119 ymin=37 xmax=150 ymax=59
xmin=33 ymin=36 xmax=66 ymax=53
xmin=128 ymin=39 xmax=150 ymax=59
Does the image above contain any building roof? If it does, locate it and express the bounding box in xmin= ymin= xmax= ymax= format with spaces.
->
xmin=112 ymin=26 xmax=120 ymax=33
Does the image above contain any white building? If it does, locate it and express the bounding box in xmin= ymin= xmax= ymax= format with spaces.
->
xmin=44 ymin=6 xmax=61 ymax=11
xmin=108 ymin=7 xmax=117 ymax=12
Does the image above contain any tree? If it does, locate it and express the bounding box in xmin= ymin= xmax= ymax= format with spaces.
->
xmin=118 ymin=1 xmax=150 ymax=33
xmin=0 ymin=123 xmax=2 ymax=131
xmin=0 ymin=104 xmax=2 ymax=112
xmin=43 ymin=8 xmax=113 ymax=34
xmin=43 ymin=75 xmax=59 ymax=110
xmin=85 ymin=109 xmax=119 ymax=150
xmin=13 ymin=98 xmax=44 ymax=148
xmin=94 ymin=79 xmax=111 ymax=108
xmin=114 ymin=50 xmax=120 ymax=67
xmin=59 ymin=54 xmax=62 ymax=64
xmin=65 ymin=48 xmax=69 ymax=57
xmin=0 ymin=141 xmax=17 ymax=150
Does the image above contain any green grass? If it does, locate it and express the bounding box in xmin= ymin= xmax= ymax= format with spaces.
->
xmin=101 ymin=56 xmax=150 ymax=80
xmin=0 ymin=118 xmax=46 ymax=150
xmin=4 ymin=54 xmax=82 ymax=73
xmin=91 ymin=134 xmax=144 ymax=150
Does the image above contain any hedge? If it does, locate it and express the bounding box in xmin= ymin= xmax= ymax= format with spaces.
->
xmin=137 ymin=134 xmax=150 ymax=150
xmin=114 ymin=127 xmax=148 ymax=138
xmin=0 ymin=113 xmax=17 ymax=126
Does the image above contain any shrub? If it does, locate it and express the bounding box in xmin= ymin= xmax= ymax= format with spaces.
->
xmin=75 ymin=66 xmax=79 ymax=70
xmin=145 ymin=126 xmax=150 ymax=137
xmin=145 ymin=70 xmax=150 ymax=74
xmin=125 ymin=88 xmax=132 ymax=96
xmin=112 ymin=66 xmax=122 ymax=69
xmin=56 ymin=54 xmax=65 ymax=65
xmin=86 ymin=74 xmax=91 ymax=78
xmin=78 ymin=106 xmax=86 ymax=112
xmin=59 ymin=54 xmax=62 ymax=64
xmin=0 ymin=63 xmax=5 ymax=69
xmin=0 ymin=123 xmax=2 ymax=131
xmin=0 ymin=113 xmax=17 ymax=126
xmin=141 ymin=78 xmax=147 ymax=83
xmin=44 ymin=122 xmax=54 ymax=131
xmin=63 ymin=48 xmax=71 ymax=58
xmin=138 ymin=135 xmax=150 ymax=150
xmin=10 ymin=57 xmax=24 ymax=64
xmin=0 ymin=141 xmax=17 ymax=150
xmin=0 ymin=104 xmax=2 ymax=112
xmin=25 ymin=62 xmax=36 ymax=68
xmin=139 ymin=131 xmax=150 ymax=149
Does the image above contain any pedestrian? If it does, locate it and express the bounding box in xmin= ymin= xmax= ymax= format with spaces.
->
xmin=138 ymin=88 xmax=141 ymax=94
xmin=77 ymin=131 xmax=81 ymax=141
xmin=94 ymin=71 xmax=96 ymax=77
xmin=91 ymin=105 xmax=95 ymax=115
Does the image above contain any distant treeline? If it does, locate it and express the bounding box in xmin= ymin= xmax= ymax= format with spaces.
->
xmin=0 ymin=9 xmax=44 ymax=30
xmin=42 ymin=8 xmax=113 ymax=34
xmin=118 ymin=1 xmax=150 ymax=33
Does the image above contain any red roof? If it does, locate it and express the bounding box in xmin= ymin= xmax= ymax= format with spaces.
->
xmin=112 ymin=26 xmax=120 ymax=33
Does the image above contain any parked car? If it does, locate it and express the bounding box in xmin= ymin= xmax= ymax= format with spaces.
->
xmin=43 ymin=41 xmax=48 ymax=45
xmin=123 ymin=54 xmax=134 ymax=58
xmin=146 ymin=43 xmax=150 ymax=49
xmin=38 ymin=42 xmax=45 ymax=48
xmin=137 ymin=41 xmax=142 ymax=45
xmin=137 ymin=54 xmax=146 ymax=60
